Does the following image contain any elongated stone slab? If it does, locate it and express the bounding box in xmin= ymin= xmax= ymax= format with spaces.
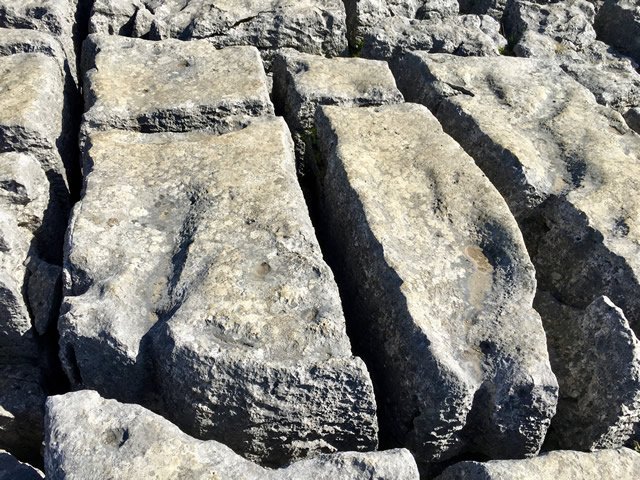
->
xmin=59 ymin=117 xmax=378 ymax=465
xmin=315 ymin=103 xmax=557 ymax=468
xmin=272 ymin=48 xmax=403 ymax=178
xmin=435 ymin=448 xmax=640 ymax=480
xmin=82 ymin=35 xmax=274 ymax=133
xmin=45 ymin=391 xmax=417 ymax=480
xmin=393 ymin=53 xmax=640 ymax=336
xmin=89 ymin=0 xmax=348 ymax=60
xmin=535 ymin=293 xmax=640 ymax=450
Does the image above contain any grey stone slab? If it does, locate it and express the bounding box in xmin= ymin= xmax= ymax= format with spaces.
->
xmin=82 ymin=34 xmax=274 ymax=133
xmin=89 ymin=0 xmax=348 ymax=62
xmin=59 ymin=117 xmax=378 ymax=465
xmin=393 ymin=53 xmax=640 ymax=338
xmin=535 ymin=293 xmax=640 ymax=450
xmin=435 ymin=448 xmax=640 ymax=479
xmin=0 ymin=450 xmax=43 ymax=480
xmin=315 ymin=103 xmax=557 ymax=468
xmin=272 ymin=48 xmax=403 ymax=177
xmin=45 ymin=391 xmax=418 ymax=480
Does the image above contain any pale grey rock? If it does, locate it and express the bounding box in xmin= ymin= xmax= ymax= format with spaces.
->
xmin=343 ymin=0 xmax=502 ymax=57
xmin=315 ymin=103 xmax=557 ymax=467
xmin=89 ymin=0 xmax=348 ymax=61
xmin=272 ymin=48 xmax=403 ymax=178
xmin=393 ymin=53 xmax=640 ymax=336
xmin=45 ymin=391 xmax=418 ymax=480
xmin=595 ymin=0 xmax=640 ymax=63
xmin=60 ymin=118 xmax=378 ymax=465
xmin=502 ymin=0 xmax=640 ymax=128
xmin=0 ymin=152 xmax=50 ymax=461
xmin=82 ymin=35 xmax=274 ymax=133
xmin=435 ymin=448 xmax=640 ymax=479
xmin=0 ymin=40 xmax=77 ymax=197
xmin=535 ymin=293 xmax=640 ymax=450
xmin=459 ymin=0 xmax=508 ymax=19
xmin=0 ymin=450 xmax=43 ymax=480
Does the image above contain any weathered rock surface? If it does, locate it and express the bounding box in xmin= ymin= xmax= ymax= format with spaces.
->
xmin=272 ymin=48 xmax=403 ymax=177
xmin=535 ymin=293 xmax=640 ymax=450
xmin=82 ymin=34 xmax=273 ymax=133
xmin=0 ymin=450 xmax=43 ymax=480
xmin=89 ymin=0 xmax=348 ymax=61
xmin=45 ymin=391 xmax=418 ymax=480
xmin=315 ymin=103 xmax=557 ymax=468
xmin=60 ymin=117 xmax=378 ymax=465
xmin=595 ymin=0 xmax=640 ymax=63
xmin=393 ymin=53 xmax=640 ymax=336
xmin=0 ymin=151 xmax=54 ymax=461
xmin=343 ymin=0 xmax=506 ymax=59
xmin=435 ymin=448 xmax=640 ymax=479
xmin=502 ymin=0 xmax=640 ymax=133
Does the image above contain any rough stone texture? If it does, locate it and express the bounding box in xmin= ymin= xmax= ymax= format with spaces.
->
xmin=502 ymin=0 xmax=640 ymax=133
xmin=0 ymin=33 xmax=79 ymax=199
xmin=59 ymin=118 xmax=378 ymax=465
xmin=0 ymin=450 xmax=43 ymax=480
xmin=315 ymin=103 xmax=557 ymax=468
xmin=82 ymin=35 xmax=274 ymax=133
xmin=45 ymin=391 xmax=418 ymax=480
xmin=89 ymin=0 xmax=348 ymax=61
xmin=272 ymin=48 xmax=403 ymax=177
xmin=0 ymin=152 xmax=53 ymax=462
xmin=343 ymin=0 xmax=505 ymax=60
xmin=595 ymin=0 xmax=640 ymax=63
xmin=534 ymin=293 xmax=640 ymax=450
xmin=459 ymin=0 xmax=508 ymax=19
xmin=393 ymin=53 xmax=640 ymax=338
xmin=435 ymin=448 xmax=640 ymax=479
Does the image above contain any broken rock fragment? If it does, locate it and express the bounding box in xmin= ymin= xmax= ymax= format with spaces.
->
xmin=60 ymin=118 xmax=378 ymax=465
xmin=45 ymin=391 xmax=418 ymax=480
xmin=82 ymin=35 xmax=274 ymax=133
xmin=0 ymin=450 xmax=43 ymax=480
xmin=435 ymin=448 xmax=640 ymax=479
xmin=315 ymin=103 xmax=557 ymax=468
xmin=595 ymin=0 xmax=640 ymax=63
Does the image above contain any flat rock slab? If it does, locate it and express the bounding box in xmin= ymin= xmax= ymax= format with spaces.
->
xmin=89 ymin=0 xmax=348 ymax=60
xmin=82 ymin=34 xmax=274 ymax=133
xmin=0 ymin=450 xmax=43 ymax=480
xmin=315 ymin=103 xmax=557 ymax=467
xmin=596 ymin=0 xmax=640 ymax=63
xmin=272 ymin=48 xmax=403 ymax=175
xmin=60 ymin=117 xmax=378 ymax=465
xmin=435 ymin=448 xmax=640 ymax=479
xmin=45 ymin=391 xmax=418 ymax=480
xmin=393 ymin=53 xmax=640 ymax=336
xmin=535 ymin=293 xmax=640 ymax=450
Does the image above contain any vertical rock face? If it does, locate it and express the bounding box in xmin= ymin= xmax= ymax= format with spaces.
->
xmin=435 ymin=448 xmax=640 ymax=479
xmin=393 ymin=52 xmax=640 ymax=450
xmin=60 ymin=118 xmax=378 ymax=465
xmin=82 ymin=35 xmax=274 ymax=133
xmin=272 ymin=48 xmax=403 ymax=178
xmin=45 ymin=391 xmax=418 ymax=480
xmin=595 ymin=0 xmax=640 ymax=63
xmin=343 ymin=0 xmax=505 ymax=59
xmin=89 ymin=0 xmax=348 ymax=62
xmin=0 ymin=450 xmax=43 ymax=480
xmin=314 ymin=102 xmax=557 ymax=468
xmin=535 ymin=294 xmax=640 ymax=450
